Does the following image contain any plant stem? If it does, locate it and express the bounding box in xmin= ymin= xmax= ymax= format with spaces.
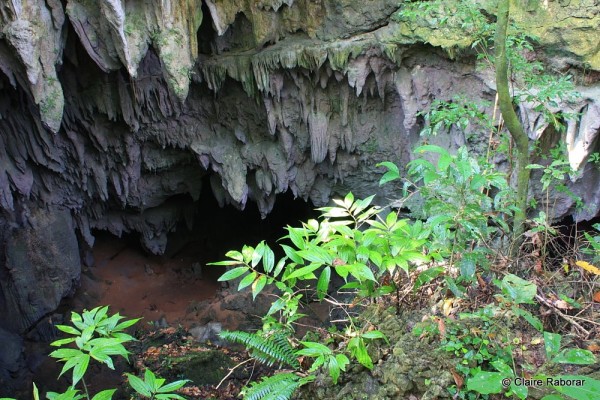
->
xmin=82 ymin=377 xmax=90 ymax=400
xmin=494 ymin=0 xmax=531 ymax=252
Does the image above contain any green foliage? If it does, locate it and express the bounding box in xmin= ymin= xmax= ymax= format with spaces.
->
xmin=416 ymin=274 xmax=598 ymax=399
xmin=126 ymin=369 xmax=189 ymax=400
xmin=387 ymin=145 xmax=516 ymax=293
xmin=418 ymin=96 xmax=493 ymax=138
xmin=219 ymin=331 xmax=300 ymax=369
xmin=240 ymin=373 xmax=314 ymax=400
xmin=17 ymin=306 xmax=188 ymax=400
xmin=582 ymin=223 xmax=600 ymax=264
xmin=50 ymin=306 xmax=139 ymax=387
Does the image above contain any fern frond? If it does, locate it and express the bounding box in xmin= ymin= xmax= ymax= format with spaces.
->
xmin=219 ymin=331 xmax=300 ymax=369
xmin=242 ymin=373 xmax=309 ymax=400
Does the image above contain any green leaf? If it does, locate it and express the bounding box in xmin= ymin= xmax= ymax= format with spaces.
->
xmin=91 ymin=389 xmax=116 ymax=400
xmin=544 ymin=331 xmax=562 ymax=360
xmin=252 ymin=275 xmax=268 ymax=300
xmin=55 ymin=324 xmax=81 ymax=336
xmin=238 ymin=271 xmax=257 ymax=291
xmin=281 ymin=244 xmax=304 ymax=264
xmin=286 ymin=227 xmax=306 ymax=249
xmin=225 ymin=250 xmax=244 ymax=261
xmin=218 ymin=266 xmax=249 ymax=282
xmin=348 ymin=337 xmax=373 ymax=370
xmin=316 ymin=267 xmax=331 ymax=300
xmin=361 ymin=330 xmax=388 ymax=344
xmin=499 ymin=274 xmax=537 ymax=304
xmin=284 ymin=263 xmax=321 ymax=281
xmin=297 ymin=246 xmax=333 ymax=264
xmin=72 ymin=354 xmax=90 ymax=387
xmin=50 ymin=337 xmax=77 ymax=347
xmin=513 ymin=307 xmax=543 ymax=332
xmin=377 ymin=162 xmax=400 ymax=185
xmin=552 ymin=349 xmax=596 ymax=365
xmin=551 ymin=375 xmax=600 ymax=400
xmin=414 ymin=267 xmax=444 ymax=291
xmin=127 ymin=373 xmax=152 ymax=397
xmin=466 ymin=371 xmax=504 ymax=394
xmin=155 ymin=394 xmax=186 ymax=400
xmin=262 ymin=245 xmax=275 ymax=273
xmin=157 ymin=379 xmax=190 ymax=393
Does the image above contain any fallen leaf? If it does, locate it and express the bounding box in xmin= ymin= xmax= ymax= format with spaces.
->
xmin=531 ymin=337 xmax=542 ymax=345
xmin=534 ymin=259 xmax=543 ymax=274
xmin=576 ymin=260 xmax=600 ymax=276
xmin=476 ymin=273 xmax=487 ymax=288
xmin=450 ymin=368 xmax=464 ymax=389
xmin=552 ymin=299 xmax=572 ymax=310
xmin=586 ymin=343 xmax=600 ymax=352
xmin=442 ymin=299 xmax=454 ymax=316
xmin=593 ymin=291 xmax=600 ymax=303
xmin=436 ymin=317 xmax=446 ymax=339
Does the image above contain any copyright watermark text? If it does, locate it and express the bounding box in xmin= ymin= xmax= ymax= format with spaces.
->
xmin=502 ymin=377 xmax=586 ymax=388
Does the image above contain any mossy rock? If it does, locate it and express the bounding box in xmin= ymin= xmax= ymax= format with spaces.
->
xmin=169 ymin=350 xmax=234 ymax=385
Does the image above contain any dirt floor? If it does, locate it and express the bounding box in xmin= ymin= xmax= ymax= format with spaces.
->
xmin=71 ymin=232 xmax=223 ymax=328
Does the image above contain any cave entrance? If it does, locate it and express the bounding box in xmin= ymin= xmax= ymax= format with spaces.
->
xmin=72 ymin=189 xmax=318 ymax=328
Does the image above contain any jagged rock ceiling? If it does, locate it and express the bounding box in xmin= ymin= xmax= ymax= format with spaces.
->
xmin=0 ymin=2 xmax=599 ymax=382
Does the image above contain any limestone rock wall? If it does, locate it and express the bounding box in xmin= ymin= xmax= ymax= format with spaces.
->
xmin=0 ymin=0 xmax=599 ymax=391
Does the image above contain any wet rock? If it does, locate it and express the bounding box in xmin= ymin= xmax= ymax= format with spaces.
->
xmin=0 ymin=328 xmax=25 ymax=393
xmin=189 ymin=322 xmax=222 ymax=344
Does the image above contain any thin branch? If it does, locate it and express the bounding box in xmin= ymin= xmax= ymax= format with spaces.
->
xmin=535 ymin=294 xmax=591 ymax=337
xmin=215 ymin=358 xmax=254 ymax=389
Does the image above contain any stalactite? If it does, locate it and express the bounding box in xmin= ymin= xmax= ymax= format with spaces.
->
xmin=308 ymin=109 xmax=330 ymax=163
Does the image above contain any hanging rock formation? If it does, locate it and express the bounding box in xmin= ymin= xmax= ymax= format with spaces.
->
xmin=0 ymin=0 xmax=599 ymax=392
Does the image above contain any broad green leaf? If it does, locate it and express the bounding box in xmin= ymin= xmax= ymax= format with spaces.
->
xmin=500 ymin=274 xmax=537 ymax=304
xmin=361 ymin=330 xmax=388 ymax=344
xmin=286 ymin=227 xmax=306 ymax=249
xmin=328 ymin=357 xmax=341 ymax=384
xmin=72 ymin=354 xmax=90 ymax=387
xmin=553 ymin=349 xmax=596 ymax=365
xmin=224 ymin=250 xmax=243 ymax=261
xmin=544 ymin=331 xmax=562 ymax=360
xmin=414 ymin=267 xmax=444 ymax=291
xmin=262 ymin=245 xmax=275 ymax=273
xmin=238 ymin=272 xmax=257 ymax=291
xmin=377 ymin=162 xmax=400 ymax=185
xmin=466 ymin=371 xmax=504 ymax=394
xmin=284 ymin=263 xmax=321 ymax=281
xmin=348 ymin=337 xmax=373 ymax=369
xmin=513 ymin=307 xmax=542 ymax=332
xmin=155 ymin=394 xmax=186 ymax=400
xmin=55 ymin=325 xmax=81 ymax=336
xmin=251 ymin=243 xmax=264 ymax=267
xmin=297 ymin=247 xmax=333 ymax=264
xmin=50 ymin=337 xmax=77 ymax=347
xmin=281 ymin=244 xmax=304 ymax=264
xmin=551 ymin=375 xmax=600 ymax=400
xmin=511 ymin=380 xmax=528 ymax=399
xmin=252 ymin=275 xmax=268 ymax=299
xmin=113 ymin=318 xmax=140 ymax=332
xmin=157 ymin=379 xmax=190 ymax=393
xmin=316 ymin=267 xmax=331 ymax=300
xmin=218 ymin=266 xmax=249 ymax=282
xmin=298 ymin=341 xmax=332 ymax=355
xmin=50 ymin=348 xmax=82 ymax=360
xmin=91 ymin=390 xmax=116 ymax=400
xmin=127 ymin=373 xmax=152 ymax=397
xmin=272 ymin=258 xmax=287 ymax=278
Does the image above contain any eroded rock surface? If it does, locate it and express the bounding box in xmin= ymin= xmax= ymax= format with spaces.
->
xmin=0 ymin=0 xmax=599 ymax=392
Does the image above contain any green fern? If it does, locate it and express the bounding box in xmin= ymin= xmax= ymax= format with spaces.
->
xmin=242 ymin=373 xmax=312 ymax=400
xmin=219 ymin=331 xmax=300 ymax=369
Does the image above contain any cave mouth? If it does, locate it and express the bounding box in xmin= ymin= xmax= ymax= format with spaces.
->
xmin=70 ymin=189 xmax=319 ymax=328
